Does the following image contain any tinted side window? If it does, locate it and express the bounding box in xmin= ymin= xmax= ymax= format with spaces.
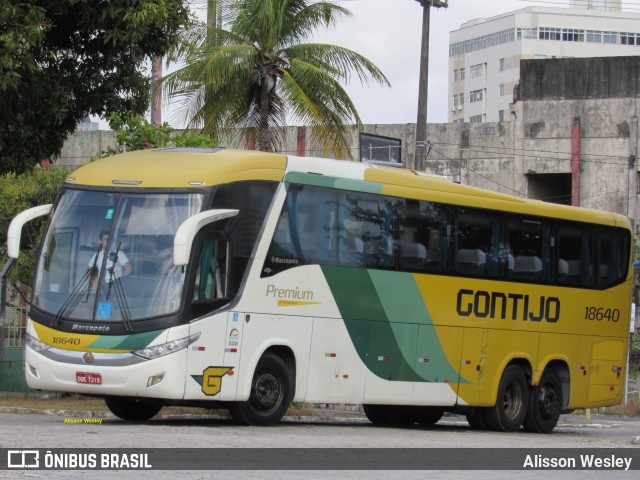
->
xmin=399 ymin=200 xmax=450 ymax=273
xmin=507 ymin=216 xmax=554 ymax=283
xmin=211 ymin=181 xmax=277 ymax=292
xmin=338 ymin=192 xmax=398 ymax=269
xmin=558 ymin=222 xmax=594 ymax=287
xmin=597 ymin=227 xmax=629 ymax=288
xmin=455 ymin=207 xmax=504 ymax=278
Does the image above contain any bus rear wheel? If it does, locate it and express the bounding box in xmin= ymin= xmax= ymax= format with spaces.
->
xmin=523 ymin=371 xmax=562 ymax=434
xmin=466 ymin=408 xmax=490 ymax=430
xmin=104 ymin=397 xmax=162 ymax=421
xmin=229 ymin=352 xmax=293 ymax=426
xmin=485 ymin=365 xmax=529 ymax=432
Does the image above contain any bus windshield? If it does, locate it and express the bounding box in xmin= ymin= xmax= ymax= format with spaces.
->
xmin=33 ymin=190 xmax=203 ymax=322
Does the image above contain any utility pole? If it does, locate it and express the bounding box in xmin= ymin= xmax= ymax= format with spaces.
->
xmin=414 ymin=0 xmax=448 ymax=171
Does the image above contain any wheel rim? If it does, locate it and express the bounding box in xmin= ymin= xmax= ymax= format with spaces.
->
xmin=537 ymin=383 xmax=559 ymax=420
xmin=252 ymin=369 xmax=282 ymax=413
xmin=503 ymin=381 xmax=525 ymax=420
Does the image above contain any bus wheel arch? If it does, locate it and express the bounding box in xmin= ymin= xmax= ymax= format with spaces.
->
xmin=229 ymin=348 xmax=295 ymax=426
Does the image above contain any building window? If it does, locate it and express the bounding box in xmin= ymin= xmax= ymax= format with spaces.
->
xmin=603 ymin=31 xmax=617 ymax=44
xmin=517 ymin=28 xmax=537 ymax=40
xmin=539 ymin=27 xmax=561 ymax=41
xmin=499 ymin=84 xmax=505 ymax=97
xmin=454 ymin=69 xmax=459 ymax=82
xmin=459 ymin=93 xmax=465 ymax=106
xmin=499 ymin=110 xmax=505 ymax=122
xmin=469 ymin=115 xmax=483 ymax=124
xmin=449 ymin=28 xmax=515 ymax=57
xmin=470 ymin=89 xmax=483 ymax=103
xmin=460 ymin=67 xmax=465 ymax=80
xmin=470 ymin=64 xmax=483 ymax=78
xmin=499 ymin=58 xmax=505 ymax=71
xmin=586 ymin=30 xmax=602 ymax=43
xmin=621 ymin=33 xmax=638 ymax=45
xmin=453 ymin=95 xmax=459 ymax=108
xmin=562 ymin=29 xmax=584 ymax=42
xmin=359 ymin=133 xmax=401 ymax=164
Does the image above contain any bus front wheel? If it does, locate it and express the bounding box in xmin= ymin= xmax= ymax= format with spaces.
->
xmin=104 ymin=397 xmax=162 ymax=421
xmin=229 ymin=352 xmax=293 ymax=426
xmin=485 ymin=365 xmax=529 ymax=432
xmin=523 ymin=371 xmax=562 ymax=434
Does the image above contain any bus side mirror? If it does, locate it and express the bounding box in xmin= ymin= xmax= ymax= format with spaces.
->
xmin=7 ymin=204 xmax=53 ymax=259
xmin=173 ymin=209 xmax=239 ymax=266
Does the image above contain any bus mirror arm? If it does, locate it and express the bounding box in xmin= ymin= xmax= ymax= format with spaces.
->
xmin=173 ymin=209 xmax=239 ymax=266
xmin=7 ymin=204 xmax=53 ymax=259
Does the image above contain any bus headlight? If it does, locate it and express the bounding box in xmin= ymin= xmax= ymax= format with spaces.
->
xmin=26 ymin=333 xmax=51 ymax=352
xmin=133 ymin=332 xmax=201 ymax=360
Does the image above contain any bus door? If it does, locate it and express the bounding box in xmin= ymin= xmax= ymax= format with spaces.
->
xmin=185 ymin=236 xmax=241 ymax=401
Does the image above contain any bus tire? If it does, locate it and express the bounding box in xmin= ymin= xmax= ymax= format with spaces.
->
xmin=362 ymin=405 xmax=414 ymax=426
xmin=485 ymin=365 xmax=529 ymax=432
xmin=523 ymin=371 xmax=562 ymax=434
xmin=104 ymin=397 xmax=162 ymax=421
xmin=466 ymin=408 xmax=490 ymax=430
xmin=415 ymin=407 xmax=444 ymax=426
xmin=229 ymin=352 xmax=293 ymax=426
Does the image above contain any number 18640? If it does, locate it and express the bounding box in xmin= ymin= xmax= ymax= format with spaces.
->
xmin=584 ymin=306 xmax=620 ymax=322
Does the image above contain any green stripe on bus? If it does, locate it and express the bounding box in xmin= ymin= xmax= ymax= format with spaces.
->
xmin=285 ymin=172 xmax=384 ymax=194
xmin=321 ymin=265 xmax=467 ymax=384
xmin=88 ymin=329 xmax=164 ymax=351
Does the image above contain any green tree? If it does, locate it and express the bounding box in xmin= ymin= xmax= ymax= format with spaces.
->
xmin=103 ymin=113 xmax=216 ymax=156
xmin=164 ymin=0 xmax=389 ymax=157
xmin=0 ymin=167 xmax=69 ymax=295
xmin=0 ymin=0 xmax=190 ymax=175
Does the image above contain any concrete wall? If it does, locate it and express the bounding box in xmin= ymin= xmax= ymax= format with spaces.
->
xmin=54 ymin=56 xmax=640 ymax=236
xmin=57 ymin=130 xmax=116 ymax=168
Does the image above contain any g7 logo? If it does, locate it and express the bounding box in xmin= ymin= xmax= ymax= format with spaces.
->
xmin=200 ymin=366 xmax=232 ymax=396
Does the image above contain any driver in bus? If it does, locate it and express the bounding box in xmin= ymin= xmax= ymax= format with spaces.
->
xmin=88 ymin=230 xmax=133 ymax=288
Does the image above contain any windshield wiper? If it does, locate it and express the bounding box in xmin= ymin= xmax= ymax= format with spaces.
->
xmin=52 ymin=244 xmax=100 ymax=327
xmin=106 ymin=242 xmax=133 ymax=332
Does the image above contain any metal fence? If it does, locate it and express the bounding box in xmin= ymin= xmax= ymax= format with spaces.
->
xmin=1 ymin=284 xmax=27 ymax=361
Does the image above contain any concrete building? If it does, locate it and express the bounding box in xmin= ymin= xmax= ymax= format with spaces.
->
xmin=448 ymin=4 xmax=640 ymax=124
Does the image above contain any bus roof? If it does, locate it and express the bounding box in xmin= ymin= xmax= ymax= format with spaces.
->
xmin=65 ymin=148 xmax=629 ymax=229
xmin=66 ymin=148 xmax=288 ymax=187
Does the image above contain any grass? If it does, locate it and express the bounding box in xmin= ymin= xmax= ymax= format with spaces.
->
xmin=599 ymin=396 xmax=640 ymax=418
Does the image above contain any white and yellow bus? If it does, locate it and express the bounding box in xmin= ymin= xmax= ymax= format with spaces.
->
xmin=7 ymin=148 xmax=632 ymax=432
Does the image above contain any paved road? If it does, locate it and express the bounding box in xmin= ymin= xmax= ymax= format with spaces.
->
xmin=0 ymin=409 xmax=638 ymax=479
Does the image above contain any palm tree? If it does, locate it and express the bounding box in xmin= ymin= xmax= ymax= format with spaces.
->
xmin=164 ymin=0 xmax=389 ymax=157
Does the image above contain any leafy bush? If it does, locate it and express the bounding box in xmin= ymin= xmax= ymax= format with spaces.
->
xmin=0 ymin=167 xmax=68 ymax=296
xmin=102 ymin=113 xmax=215 ymax=156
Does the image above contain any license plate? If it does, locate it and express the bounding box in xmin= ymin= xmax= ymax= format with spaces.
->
xmin=76 ymin=372 xmax=102 ymax=385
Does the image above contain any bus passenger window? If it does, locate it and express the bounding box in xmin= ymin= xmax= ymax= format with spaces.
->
xmin=597 ymin=227 xmax=629 ymax=288
xmin=507 ymin=215 xmax=553 ymax=283
xmin=455 ymin=207 xmax=503 ymax=278
xmin=558 ymin=222 xmax=594 ymax=287
xmin=398 ymin=200 xmax=450 ymax=274
xmin=338 ymin=192 xmax=397 ymax=269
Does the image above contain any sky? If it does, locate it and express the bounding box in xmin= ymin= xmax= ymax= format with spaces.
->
xmin=309 ymin=0 xmax=546 ymax=125
xmin=150 ymin=0 xmax=568 ymax=129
